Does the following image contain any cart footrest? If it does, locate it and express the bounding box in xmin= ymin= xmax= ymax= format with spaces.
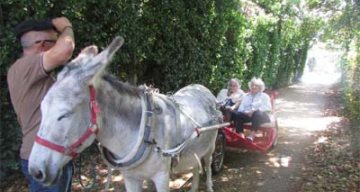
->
xmin=223 ymin=127 xmax=276 ymax=153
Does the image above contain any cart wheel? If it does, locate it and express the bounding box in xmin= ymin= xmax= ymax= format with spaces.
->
xmin=271 ymin=119 xmax=279 ymax=147
xmin=212 ymin=131 xmax=226 ymax=174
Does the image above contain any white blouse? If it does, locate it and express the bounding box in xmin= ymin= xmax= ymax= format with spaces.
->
xmin=238 ymin=92 xmax=272 ymax=113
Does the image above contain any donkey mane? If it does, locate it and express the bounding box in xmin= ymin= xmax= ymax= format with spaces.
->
xmin=102 ymin=74 xmax=141 ymax=97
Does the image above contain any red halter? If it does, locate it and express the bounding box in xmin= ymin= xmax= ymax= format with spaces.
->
xmin=35 ymin=85 xmax=100 ymax=158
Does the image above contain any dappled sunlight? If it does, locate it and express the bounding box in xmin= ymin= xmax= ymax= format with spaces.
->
xmin=266 ymin=156 xmax=292 ymax=168
xmin=278 ymin=116 xmax=342 ymax=132
xmin=113 ymin=175 xmax=124 ymax=182
xmin=169 ymin=173 xmax=192 ymax=189
xmin=220 ymin=176 xmax=230 ymax=182
xmin=276 ymin=98 xmax=318 ymax=108
xmin=99 ymin=167 xmax=109 ymax=175
xmin=256 ymin=181 xmax=265 ymax=187
xmin=314 ymin=136 xmax=328 ymax=144
xmin=79 ymin=175 xmax=91 ymax=181
xmin=101 ymin=174 xmax=124 ymax=183
xmin=277 ymin=99 xmax=319 ymax=112
xmin=215 ymin=167 xmax=246 ymax=182
xmin=277 ymin=92 xmax=342 ymax=133
xmin=301 ymin=72 xmax=341 ymax=85
xmin=279 ymin=110 xmax=322 ymax=117
xmin=276 ymin=91 xmax=325 ymax=119
xmin=276 ymin=80 xmax=342 ymax=133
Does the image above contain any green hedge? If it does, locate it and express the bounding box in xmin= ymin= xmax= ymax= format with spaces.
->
xmin=323 ymin=0 xmax=360 ymax=152
xmin=0 ymin=0 xmax=318 ymax=178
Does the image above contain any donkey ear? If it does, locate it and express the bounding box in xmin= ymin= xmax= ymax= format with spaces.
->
xmin=70 ymin=46 xmax=99 ymax=66
xmin=57 ymin=46 xmax=99 ymax=81
xmin=78 ymin=36 xmax=124 ymax=85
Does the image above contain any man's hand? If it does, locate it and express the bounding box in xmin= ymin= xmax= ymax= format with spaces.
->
xmin=52 ymin=17 xmax=72 ymax=33
xmin=43 ymin=17 xmax=74 ymax=72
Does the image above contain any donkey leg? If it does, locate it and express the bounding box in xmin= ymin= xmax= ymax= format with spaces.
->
xmin=189 ymin=166 xmax=200 ymax=192
xmin=152 ymin=171 xmax=170 ymax=192
xmin=203 ymin=153 xmax=214 ymax=192
xmin=124 ymin=176 xmax=143 ymax=192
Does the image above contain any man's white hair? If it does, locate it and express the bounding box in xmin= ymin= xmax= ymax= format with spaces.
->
xmin=248 ymin=77 xmax=266 ymax=92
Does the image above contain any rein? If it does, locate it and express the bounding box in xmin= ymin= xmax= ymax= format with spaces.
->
xmin=35 ymin=85 xmax=100 ymax=159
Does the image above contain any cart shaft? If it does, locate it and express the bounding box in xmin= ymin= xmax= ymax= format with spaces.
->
xmin=198 ymin=122 xmax=230 ymax=132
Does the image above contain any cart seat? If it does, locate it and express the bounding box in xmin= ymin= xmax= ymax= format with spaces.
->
xmin=222 ymin=90 xmax=278 ymax=153
xmin=243 ymin=114 xmax=276 ymax=128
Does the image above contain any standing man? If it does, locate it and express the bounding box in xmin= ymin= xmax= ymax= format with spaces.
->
xmin=7 ymin=17 xmax=75 ymax=191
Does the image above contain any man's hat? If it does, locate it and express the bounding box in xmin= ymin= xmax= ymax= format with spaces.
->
xmin=13 ymin=19 xmax=56 ymax=40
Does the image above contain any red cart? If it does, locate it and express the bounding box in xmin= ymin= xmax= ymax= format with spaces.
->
xmin=211 ymin=90 xmax=279 ymax=174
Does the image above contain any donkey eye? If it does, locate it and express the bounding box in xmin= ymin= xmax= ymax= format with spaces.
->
xmin=57 ymin=112 xmax=72 ymax=121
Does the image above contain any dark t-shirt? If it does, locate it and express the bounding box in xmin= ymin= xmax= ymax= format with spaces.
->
xmin=7 ymin=54 xmax=55 ymax=159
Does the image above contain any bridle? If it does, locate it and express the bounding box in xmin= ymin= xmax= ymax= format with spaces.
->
xmin=35 ymin=85 xmax=100 ymax=158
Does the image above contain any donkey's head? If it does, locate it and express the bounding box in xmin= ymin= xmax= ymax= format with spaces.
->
xmin=28 ymin=37 xmax=124 ymax=185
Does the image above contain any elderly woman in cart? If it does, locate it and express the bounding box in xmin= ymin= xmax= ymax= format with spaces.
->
xmin=230 ymin=77 xmax=272 ymax=141
xmin=217 ymin=78 xmax=245 ymax=114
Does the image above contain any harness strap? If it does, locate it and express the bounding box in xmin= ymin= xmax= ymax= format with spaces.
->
xmin=100 ymin=89 xmax=154 ymax=169
xmin=107 ymin=94 xmax=148 ymax=164
xmin=157 ymin=98 xmax=227 ymax=158
xmin=169 ymin=96 xmax=202 ymax=128
xmin=35 ymin=136 xmax=68 ymax=155
xmin=179 ymin=107 xmax=202 ymax=127
xmin=35 ymin=85 xmax=99 ymax=159
xmin=89 ymin=85 xmax=100 ymax=125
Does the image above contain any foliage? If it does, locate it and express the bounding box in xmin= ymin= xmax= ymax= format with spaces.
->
xmin=342 ymin=39 xmax=360 ymax=151
xmin=342 ymin=51 xmax=360 ymax=123
xmin=312 ymin=0 xmax=360 ymax=160
xmin=0 ymin=88 xmax=21 ymax=178
xmin=314 ymin=0 xmax=360 ymax=137
xmin=0 ymin=0 xmax=320 ymax=177
xmin=244 ymin=0 xmax=321 ymax=88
